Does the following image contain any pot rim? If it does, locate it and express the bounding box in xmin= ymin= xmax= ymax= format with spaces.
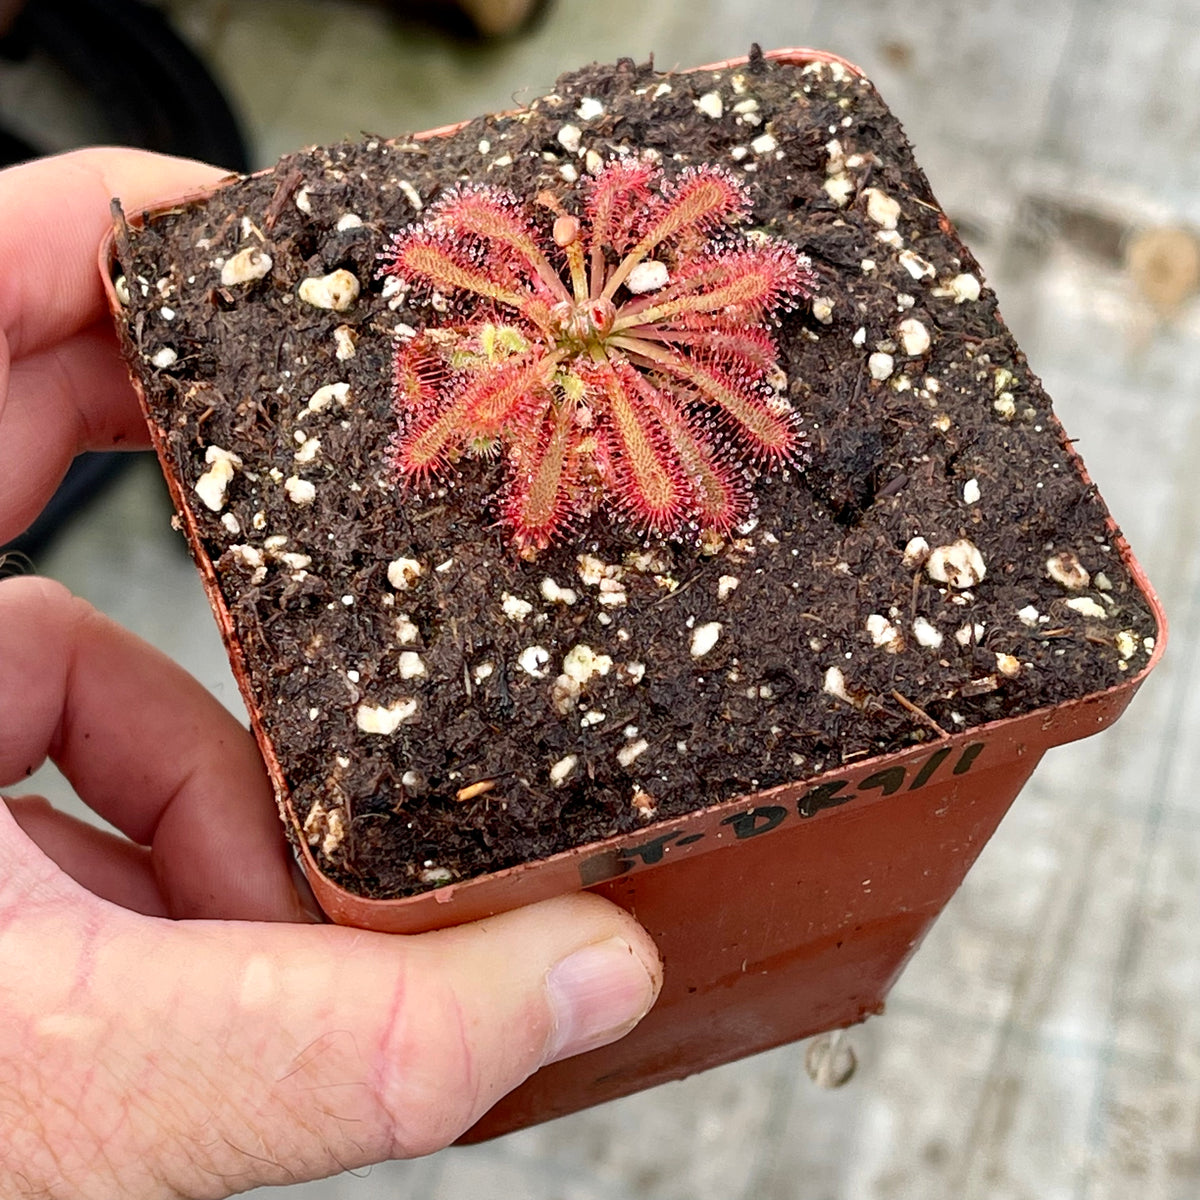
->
xmin=99 ymin=46 xmax=1168 ymax=929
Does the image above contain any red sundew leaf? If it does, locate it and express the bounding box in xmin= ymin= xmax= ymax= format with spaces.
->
xmin=461 ymin=351 xmax=557 ymax=433
xmin=652 ymin=392 xmax=752 ymax=532
xmin=392 ymin=380 xmax=473 ymax=481
xmin=628 ymin=168 xmax=748 ymax=254
xmin=585 ymin=160 xmax=656 ymax=263
xmin=652 ymin=325 xmax=781 ymax=374
xmin=638 ymin=344 xmax=797 ymax=461
xmin=389 ymin=229 xmax=531 ymax=309
xmin=616 ymin=244 xmax=812 ymax=330
xmin=500 ymin=404 xmax=585 ymax=550
xmin=391 ymin=340 xmax=551 ymax=478
xmin=393 ymin=332 xmax=448 ymax=406
xmin=426 ymin=185 xmax=567 ymax=300
xmin=600 ymin=168 xmax=747 ymax=300
xmin=593 ymin=361 xmax=693 ymax=533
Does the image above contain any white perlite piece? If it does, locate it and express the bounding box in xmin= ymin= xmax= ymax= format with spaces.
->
xmin=947 ymin=272 xmax=981 ymax=303
xmin=150 ymin=347 xmax=178 ymax=369
xmin=617 ymin=738 xmax=649 ymax=768
xmin=387 ymin=557 xmax=423 ymax=591
xmin=625 ymin=261 xmax=669 ymax=293
xmin=398 ymin=180 xmax=423 ymax=211
xmin=284 ymin=475 xmax=316 ymax=506
xmin=717 ymin=574 xmax=740 ymax=601
xmin=926 ymin=539 xmax=986 ymax=589
xmin=220 ymin=246 xmax=272 ymax=286
xmin=517 ymin=645 xmax=550 ymax=677
xmin=1115 ymin=630 xmax=1138 ymax=659
xmin=1018 ymin=605 xmax=1041 ymax=627
xmin=868 ymin=352 xmax=895 ymax=381
xmin=898 ymin=249 xmax=936 ymax=280
xmin=333 ymin=325 xmax=356 ymax=360
xmin=193 ymin=446 xmax=242 ymax=511
xmin=898 ymin=317 xmax=931 ymax=357
xmin=912 ymin=616 xmax=943 ymax=649
xmin=811 ymin=297 xmax=835 ymax=324
xmin=690 ymin=621 xmax=722 ymax=658
xmin=956 ymin=622 xmax=985 ymax=646
xmin=750 ymin=132 xmax=778 ymax=155
xmin=229 ymin=544 xmax=264 ymax=571
xmin=823 ymin=174 xmax=854 ymax=206
xmin=995 ymin=653 xmax=1021 ymax=678
xmin=862 ymin=187 xmax=901 ymax=230
xmin=823 ymin=666 xmax=857 ymax=706
xmin=556 ymin=124 xmax=582 ymax=153
xmin=501 ymin=592 xmax=534 ymax=621
xmin=902 ymin=536 xmax=931 ymax=570
xmin=696 ymin=91 xmax=724 ymax=119
xmin=576 ymin=97 xmax=604 ymax=120
xmin=397 ymin=651 xmax=426 ymax=680
xmin=335 ymin=213 xmax=362 ymax=232
xmin=355 ymin=698 xmax=417 ymax=734
xmin=865 ymin=614 xmax=903 ymax=652
xmin=305 ymin=381 xmax=350 ymax=413
xmin=963 ymin=478 xmax=981 ymax=505
xmin=298 ymin=269 xmax=359 ymax=311
xmin=294 ymin=437 xmax=321 ymax=465
xmin=597 ymin=579 xmax=628 ymax=607
xmin=549 ymin=755 xmax=578 ymax=787
xmin=1067 ymin=597 xmax=1108 ymax=620
xmin=540 ymin=577 xmax=578 ymax=605
xmin=1046 ymin=550 xmax=1090 ymax=590
xmin=577 ymin=552 xmax=617 ymax=586
xmin=562 ymin=644 xmax=613 ymax=685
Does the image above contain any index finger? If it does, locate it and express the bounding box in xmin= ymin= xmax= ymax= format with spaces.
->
xmin=0 ymin=147 xmax=229 ymax=359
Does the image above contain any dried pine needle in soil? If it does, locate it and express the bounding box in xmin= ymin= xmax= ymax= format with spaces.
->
xmin=111 ymin=53 xmax=1157 ymax=899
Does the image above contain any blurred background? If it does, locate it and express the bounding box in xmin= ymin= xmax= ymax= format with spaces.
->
xmin=2 ymin=1 xmax=1198 ymax=1197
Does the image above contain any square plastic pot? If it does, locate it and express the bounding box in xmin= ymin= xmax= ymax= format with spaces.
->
xmin=103 ymin=46 xmax=1167 ymax=1144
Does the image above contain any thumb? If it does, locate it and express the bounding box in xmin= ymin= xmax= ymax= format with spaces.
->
xmin=14 ymin=889 xmax=661 ymax=1198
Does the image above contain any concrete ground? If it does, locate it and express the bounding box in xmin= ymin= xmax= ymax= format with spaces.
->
xmin=8 ymin=1 xmax=1200 ymax=1196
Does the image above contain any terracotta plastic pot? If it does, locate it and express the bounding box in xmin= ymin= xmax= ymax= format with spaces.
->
xmin=103 ymin=47 xmax=1166 ymax=1143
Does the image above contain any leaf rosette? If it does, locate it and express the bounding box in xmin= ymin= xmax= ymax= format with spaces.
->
xmin=381 ymin=159 xmax=814 ymax=554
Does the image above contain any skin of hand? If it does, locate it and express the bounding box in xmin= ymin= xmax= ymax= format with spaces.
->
xmin=0 ymin=149 xmax=662 ymax=1200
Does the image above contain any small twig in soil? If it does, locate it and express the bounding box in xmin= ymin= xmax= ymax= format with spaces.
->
xmin=652 ymin=568 xmax=704 ymax=607
xmin=264 ymin=167 xmax=304 ymax=231
xmin=890 ymin=689 xmax=950 ymax=739
xmin=409 ymin=505 xmax=447 ymax=523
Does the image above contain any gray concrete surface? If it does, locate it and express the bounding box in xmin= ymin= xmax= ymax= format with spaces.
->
xmin=9 ymin=1 xmax=1200 ymax=1196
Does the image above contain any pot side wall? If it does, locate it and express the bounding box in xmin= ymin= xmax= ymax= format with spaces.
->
xmin=462 ymin=745 xmax=1042 ymax=1139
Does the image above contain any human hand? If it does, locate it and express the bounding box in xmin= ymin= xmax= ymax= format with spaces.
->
xmin=0 ymin=149 xmax=662 ymax=1199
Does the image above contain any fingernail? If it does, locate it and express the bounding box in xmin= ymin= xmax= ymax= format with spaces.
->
xmin=544 ymin=936 xmax=659 ymax=1065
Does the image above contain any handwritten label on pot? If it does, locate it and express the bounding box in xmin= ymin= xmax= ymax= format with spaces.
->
xmin=578 ymin=741 xmax=984 ymax=886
